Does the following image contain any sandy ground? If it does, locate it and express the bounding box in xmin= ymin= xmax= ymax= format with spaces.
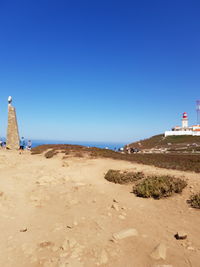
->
xmin=0 ymin=149 xmax=200 ymax=267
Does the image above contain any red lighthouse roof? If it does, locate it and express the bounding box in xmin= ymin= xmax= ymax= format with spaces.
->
xmin=182 ymin=112 xmax=188 ymax=118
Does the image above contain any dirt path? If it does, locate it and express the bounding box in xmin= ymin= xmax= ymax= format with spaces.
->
xmin=0 ymin=150 xmax=199 ymax=267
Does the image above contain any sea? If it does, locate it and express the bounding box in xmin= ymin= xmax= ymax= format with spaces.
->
xmin=31 ymin=140 xmax=126 ymax=150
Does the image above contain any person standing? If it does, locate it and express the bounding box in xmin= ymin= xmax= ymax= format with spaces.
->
xmin=20 ymin=137 xmax=25 ymax=150
xmin=27 ymin=140 xmax=32 ymax=150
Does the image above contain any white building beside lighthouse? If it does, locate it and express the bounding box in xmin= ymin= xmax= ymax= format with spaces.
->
xmin=165 ymin=112 xmax=200 ymax=137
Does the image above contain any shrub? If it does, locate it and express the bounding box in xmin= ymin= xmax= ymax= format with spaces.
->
xmin=133 ymin=175 xmax=187 ymax=199
xmin=105 ymin=169 xmax=144 ymax=184
xmin=74 ymin=152 xmax=84 ymax=157
xmin=44 ymin=150 xmax=58 ymax=159
xmin=188 ymin=193 xmax=200 ymax=209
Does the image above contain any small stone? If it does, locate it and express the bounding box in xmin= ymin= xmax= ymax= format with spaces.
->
xmin=150 ymin=242 xmax=167 ymax=260
xmin=180 ymin=242 xmax=187 ymax=247
xmin=73 ymin=221 xmax=78 ymax=226
xmin=20 ymin=228 xmax=27 ymax=232
xmin=39 ymin=241 xmax=54 ymax=248
xmin=187 ymin=246 xmax=195 ymax=251
xmin=174 ymin=232 xmax=187 ymax=240
xmin=68 ymin=238 xmax=77 ymax=248
xmin=62 ymin=239 xmax=69 ymax=251
xmin=113 ymin=228 xmax=138 ymax=240
xmin=107 ymin=212 xmax=112 ymax=217
xmin=119 ymin=215 xmax=125 ymax=220
xmin=111 ymin=203 xmax=119 ymax=211
xmin=113 ymin=199 xmax=118 ymax=203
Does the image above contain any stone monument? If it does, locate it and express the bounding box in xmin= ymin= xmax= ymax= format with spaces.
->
xmin=6 ymin=96 xmax=20 ymax=149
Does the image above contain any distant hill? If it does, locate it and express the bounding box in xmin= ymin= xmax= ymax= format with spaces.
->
xmin=127 ymin=134 xmax=200 ymax=152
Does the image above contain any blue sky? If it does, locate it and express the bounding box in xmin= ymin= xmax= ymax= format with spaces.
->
xmin=0 ymin=0 xmax=199 ymax=142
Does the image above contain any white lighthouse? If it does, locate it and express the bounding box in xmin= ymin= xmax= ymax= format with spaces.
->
xmin=165 ymin=111 xmax=200 ymax=136
xmin=182 ymin=112 xmax=188 ymax=129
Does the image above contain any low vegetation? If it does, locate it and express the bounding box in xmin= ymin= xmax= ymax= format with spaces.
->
xmin=44 ymin=149 xmax=58 ymax=158
xmin=105 ymin=170 xmax=144 ymax=184
xmin=31 ymin=144 xmax=200 ymax=173
xmin=128 ymin=134 xmax=200 ymax=149
xmin=133 ymin=175 xmax=187 ymax=199
xmin=188 ymin=193 xmax=200 ymax=209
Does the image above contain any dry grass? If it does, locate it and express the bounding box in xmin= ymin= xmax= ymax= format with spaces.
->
xmin=105 ymin=170 xmax=144 ymax=184
xmin=133 ymin=175 xmax=187 ymax=199
xmin=188 ymin=193 xmax=200 ymax=209
xmin=44 ymin=150 xmax=58 ymax=159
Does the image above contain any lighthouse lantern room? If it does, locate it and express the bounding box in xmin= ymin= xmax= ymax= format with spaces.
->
xmin=182 ymin=112 xmax=188 ymax=129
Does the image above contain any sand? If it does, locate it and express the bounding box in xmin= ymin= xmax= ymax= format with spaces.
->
xmin=0 ymin=149 xmax=200 ymax=267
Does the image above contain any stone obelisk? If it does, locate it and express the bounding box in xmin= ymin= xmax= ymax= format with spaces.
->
xmin=6 ymin=96 xmax=20 ymax=149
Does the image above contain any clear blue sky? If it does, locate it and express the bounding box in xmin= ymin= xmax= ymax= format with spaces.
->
xmin=0 ymin=0 xmax=199 ymax=142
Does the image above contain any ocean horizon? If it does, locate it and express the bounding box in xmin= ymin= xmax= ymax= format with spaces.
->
xmin=31 ymin=140 xmax=126 ymax=150
xmin=0 ymin=137 xmax=127 ymax=150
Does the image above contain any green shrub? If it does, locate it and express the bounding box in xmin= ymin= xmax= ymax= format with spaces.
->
xmin=188 ymin=193 xmax=200 ymax=209
xmin=105 ymin=169 xmax=144 ymax=184
xmin=133 ymin=175 xmax=187 ymax=199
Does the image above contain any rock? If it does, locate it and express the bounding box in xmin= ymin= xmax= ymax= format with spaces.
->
xmin=99 ymin=249 xmax=108 ymax=264
xmin=20 ymin=228 xmax=27 ymax=232
xmin=111 ymin=203 xmax=119 ymax=211
xmin=62 ymin=239 xmax=69 ymax=251
xmin=118 ymin=215 xmax=125 ymax=220
xmin=68 ymin=238 xmax=77 ymax=248
xmin=174 ymin=232 xmax=187 ymax=240
xmin=150 ymin=243 xmax=167 ymax=260
xmin=113 ymin=228 xmax=138 ymax=240
xmin=113 ymin=199 xmax=118 ymax=203
xmin=39 ymin=241 xmax=54 ymax=248
xmin=187 ymin=246 xmax=195 ymax=251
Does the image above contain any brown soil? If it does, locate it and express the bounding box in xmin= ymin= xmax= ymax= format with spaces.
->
xmin=0 ymin=149 xmax=200 ymax=267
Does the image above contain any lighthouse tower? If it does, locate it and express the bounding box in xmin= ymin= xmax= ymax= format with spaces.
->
xmin=182 ymin=112 xmax=188 ymax=129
